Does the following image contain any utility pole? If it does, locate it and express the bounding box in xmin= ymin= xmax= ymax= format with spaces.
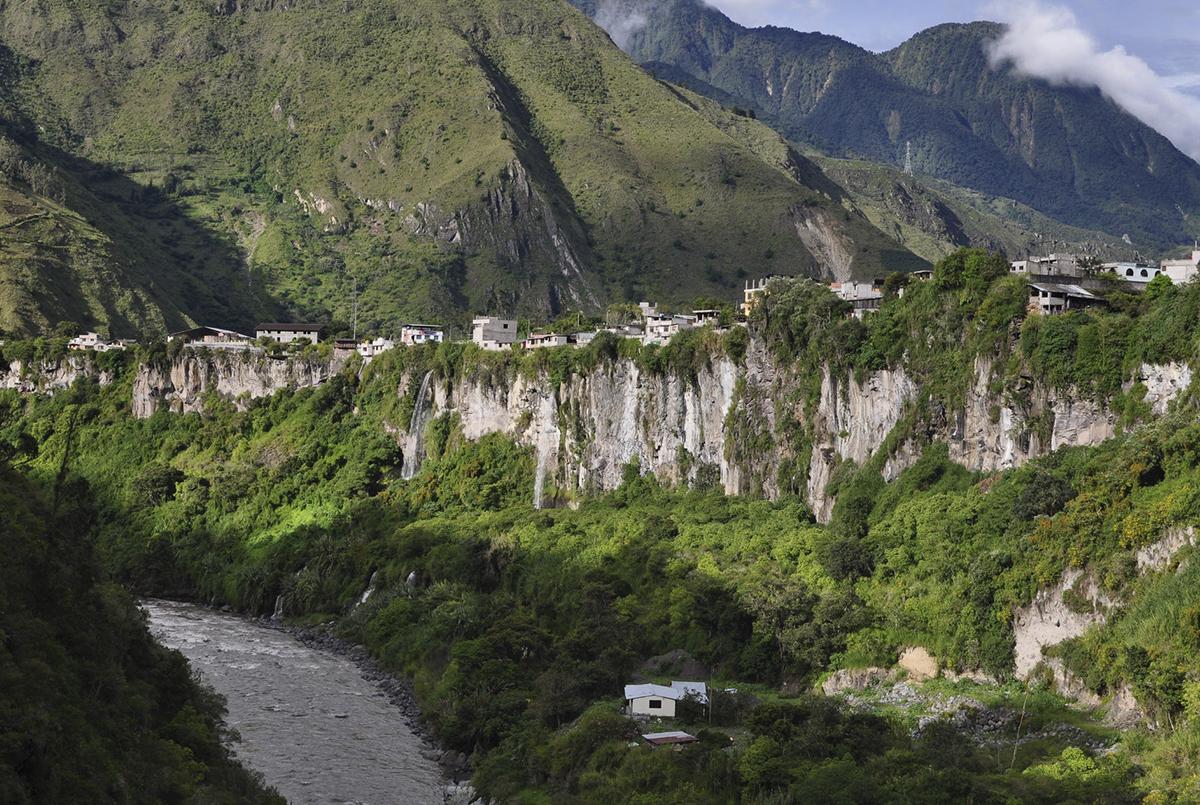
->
xmin=351 ymin=275 xmax=359 ymax=341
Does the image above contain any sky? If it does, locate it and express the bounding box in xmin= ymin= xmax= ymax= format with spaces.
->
xmin=706 ymin=0 xmax=1200 ymax=97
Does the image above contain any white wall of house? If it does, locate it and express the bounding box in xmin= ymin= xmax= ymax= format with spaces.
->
xmin=629 ymin=696 xmax=677 ymax=718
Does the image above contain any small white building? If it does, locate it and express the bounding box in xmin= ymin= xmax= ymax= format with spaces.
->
xmin=624 ymin=681 xmax=709 ymax=718
xmin=572 ymin=331 xmax=598 ymax=346
xmin=256 ymin=323 xmax=322 ymax=344
xmin=638 ymin=301 xmax=659 ymax=319
xmin=523 ymin=332 xmax=570 ymax=350
xmin=472 ymin=317 xmax=518 ymax=351
xmin=1160 ymin=250 xmax=1200 ymax=284
xmin=400 ymin=324 xmax=444 ymax=346
xmin=68 ymin=332 xmax=125 ymax=352
xmin=1103 ymin=262 xmax=1161 ymax=284
xmin=357 ymin=337 xmax=396 ymax=359
xmin=692 ymin=309 xmax=722 ymax=327
xmin=643 ymin=314 xmax=695 ymax=345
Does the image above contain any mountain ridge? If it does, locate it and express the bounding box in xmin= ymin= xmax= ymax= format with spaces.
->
xmin=0 ymin=0 xmax=924 ymax=337
xmin=578 ymin=0 xmax=1200 ymax=251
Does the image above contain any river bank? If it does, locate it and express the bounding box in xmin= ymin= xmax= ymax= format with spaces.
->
xmin=143 ymin=599 xmax=474 ymax=805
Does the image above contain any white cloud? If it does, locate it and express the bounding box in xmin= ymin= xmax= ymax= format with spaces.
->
xmin=986 ymin=1 xmax=1200 ymax=161
xmin=593 ymin=1 xmax=648 ymax=49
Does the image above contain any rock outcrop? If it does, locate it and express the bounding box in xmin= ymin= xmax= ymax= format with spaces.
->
xmin=131 ymin=352 xmax=346 ymax=418
xmin=0 ymin=357 xmax=115 ymax=393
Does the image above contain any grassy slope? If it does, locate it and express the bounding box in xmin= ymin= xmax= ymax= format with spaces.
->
xmin=0 ymin=0 xmax=921 ymax=337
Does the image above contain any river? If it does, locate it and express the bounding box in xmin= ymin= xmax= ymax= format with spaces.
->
xmin=144 ymin=599 xmax=446 ymax=804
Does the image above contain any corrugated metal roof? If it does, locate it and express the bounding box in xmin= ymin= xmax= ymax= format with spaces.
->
xmin=624 ymin=681 xmax=709 ymax=703
xmin=642 ymin=731 xmax=697 ymax=745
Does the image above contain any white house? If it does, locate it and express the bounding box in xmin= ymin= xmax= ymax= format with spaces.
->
xmin=169 ymin=325 xmax=255 ymax=350
xmin=357 ymin=337 xmax=396 ymax=359
xmin=1160 ymin=250 xmax=1200 ymax=284
xmin=692 ymin=309 xmax=722 ymax=327
xmin=400 ymin=324 xmax=444 ymax=346
xmin=68 ymin=332 xmax=125 ymax=352
xmin=472 ymin=317 xmax=518 ymax=350
xmin=256 ymin=323 xmax=322 ymax=344
xmin=643 ymin=314 xmax=695 ymax=345
xmin=523 ymin=332 xmax=570 ymax=350
xmin=1103 ymin=262 xmax=1162 ymax=284
xmin=624 ymin=681 xmax=709 ymax=718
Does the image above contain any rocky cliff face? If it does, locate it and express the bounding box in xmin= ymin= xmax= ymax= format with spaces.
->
xmin=15 ymin=346 xmax=1191 ymax=519
xmin=0 ymin=356 xmax=115 ymax=393
xmin=131 ymin=351 xmax=347 ymax=418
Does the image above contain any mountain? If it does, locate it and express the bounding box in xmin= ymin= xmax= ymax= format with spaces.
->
xmin=0 ymin=0 xmax=923 ymax=338
xmin=577 ymin=0 xmax=1200 ymax=252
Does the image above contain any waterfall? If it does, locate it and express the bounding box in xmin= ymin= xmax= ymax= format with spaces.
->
xmin=401 ymin=371 xmax=435 ymax=480
xmin=272 ymin=594 xmax=284 ymax=621
xmin=357 ymin=570 xmax=379 ymax=606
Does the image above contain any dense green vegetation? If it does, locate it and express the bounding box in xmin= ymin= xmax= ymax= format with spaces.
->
xmin=0 ymin=0 xmax=922 ymax=339
xmin=7 ymin=249 xmax=1200 ymax=800
xmin=0 ymin=400 xmax=281 ymax=803
xmin=584 ymin=0 xmax=1200 ymax=250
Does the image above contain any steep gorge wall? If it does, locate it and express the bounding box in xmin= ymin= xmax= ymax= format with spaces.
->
xmin=130 ymin=351 xmax=348 ymax=418
xmin=11 ymin=347 xmax=1193 ymax=518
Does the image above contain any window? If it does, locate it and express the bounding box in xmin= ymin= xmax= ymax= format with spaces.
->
xmin=648 ymin=700 xmax=662 ymax=709
xmin=1141 ymin=269 xmax=1149 ymax=277
xmin=1126 ymin=268 xmax=1134 ymax=276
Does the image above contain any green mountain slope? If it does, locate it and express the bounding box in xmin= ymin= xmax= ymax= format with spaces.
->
xmin=578 ymin=0 xmax=1200 ymax=251
xmin=0 ymin=45 xmax=271 ymax=337
xmin=0 ymin=0 xmax=922 ymax=337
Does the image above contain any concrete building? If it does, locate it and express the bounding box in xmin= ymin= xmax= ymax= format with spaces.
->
xmin=1027 ymin=282 xmax=1104 ymax=315
xmin=1160 ymin=250 xmax=1200 ymax=284
xmin=357 ymin=337 xmax=396 ymax=359
xmin=400 ymin=324 xmax=444 ymax=346
xmin=523 ymin=332 xmax=570 ymax=350
xmin=830 ymin=280 xmax=884 ymax=319
xmin=624 ymin=681 xmax=709 ymax=718
xmin=742 ymin=276 xmax=787 ymax=317
xmin=68 ymin=332 xmax=126 ymax=352
xmin=168 ymin=326 xmax=255 ymax=350
xmin=1011 ymin=254 xmax=1083 ymax=278
xmin=692 ymin=309 xmax=722 ymax=327
xmin=472 ymin=317 xmax=518 ymax=350
xmin=256 ymin=323 xmax=322 ymax=344
xmin=643 ymin=314 xmax=695 ymax=345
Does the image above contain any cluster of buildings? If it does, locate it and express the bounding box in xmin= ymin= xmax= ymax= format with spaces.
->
xmin=1011 ymin=247 xmax=1200 ymax=315
xmin=67 ymin=332 xmax=135 ymax=352
xmin=469 ymin=304 xmax=728 ymax=353
xmin=65 ymin=247 xmax=1200 ymax=357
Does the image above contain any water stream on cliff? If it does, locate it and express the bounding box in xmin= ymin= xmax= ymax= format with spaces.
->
xmin=144 ymin=599 xmax=444 ymax=804
xmin=402 ymin=371 xmax=435 ymax=480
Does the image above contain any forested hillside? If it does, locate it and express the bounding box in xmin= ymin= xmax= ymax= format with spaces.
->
xmin=577 ymin=0 xmax=1200 ymax=251
xmin=0 ymin=0 xmax=922 ymax=338
xmin=0 ymin=402 xmax=282 ymax=803
xmin=5 ymin=249 xmax=1200 ymax=801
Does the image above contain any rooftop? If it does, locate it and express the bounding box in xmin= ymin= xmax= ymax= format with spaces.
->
xmin=255 ymin=323 xmax=324 ymax=332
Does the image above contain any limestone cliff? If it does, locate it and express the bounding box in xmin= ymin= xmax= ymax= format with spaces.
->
xmin=11 ymin=346 xmax=1194 ymax=520
xmin=0 ymin=356 xmax=115 ymax=393
xmin=131 ymin=351 xmax=347 ymax=418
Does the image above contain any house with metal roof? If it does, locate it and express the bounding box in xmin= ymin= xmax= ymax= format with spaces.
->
xmin=623 ymin=681 xmax=709 ymax=718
